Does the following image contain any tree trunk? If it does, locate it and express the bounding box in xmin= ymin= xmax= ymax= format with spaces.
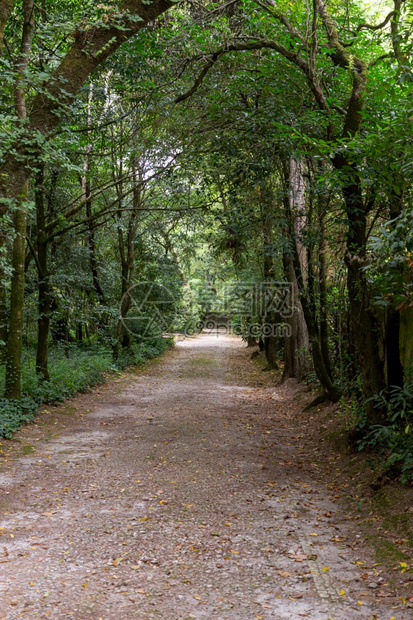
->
xmin=342 ymin=178 xmax=385 ymax=422
xmin=386 ymin=307 xmax=404 ymax=389
xmin=318 ymin=203 xmax=332 ymax=378
xmin=283 ymin=159 xmax=339 ymax=401
xmin=82 ymin=83 xmax=106 ymax=307
xmin=35 ymin=166 xmax=51 ymax=381
xmin=282 ymin=159 xmax=311 ymax=382
xmin=0 ymin=234 xmax=8 ymax=359
xmin=384 ymin=188 xmax=405 ymax=390
xmin=5 ymin=191 xmax=27 ymax=398
xmin=282 ymin=254 xmax=309 ymax=381
xmin=5 ymin=2 xmax=34 ymax=398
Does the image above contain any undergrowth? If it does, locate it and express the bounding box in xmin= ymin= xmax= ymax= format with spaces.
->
xmin=358 ymin=383 xmax=413 ymax=484
xmin=0 ymin=338 xmax=171 ymax=439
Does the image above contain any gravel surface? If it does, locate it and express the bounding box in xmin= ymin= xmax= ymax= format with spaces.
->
xmin=0 ymin=333 xmax=410 ymax=619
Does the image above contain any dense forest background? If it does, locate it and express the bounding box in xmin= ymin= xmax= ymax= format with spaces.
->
xmin=0 ymin=0 xmax=412 ymax=479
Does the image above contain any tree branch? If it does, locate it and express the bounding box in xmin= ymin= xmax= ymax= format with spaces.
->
xmin=357 ymin=10 xmax=396 ymax=32
xmin=175 ymin=51 xmax=225 ymax=104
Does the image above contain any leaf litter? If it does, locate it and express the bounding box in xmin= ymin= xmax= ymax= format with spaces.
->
xmin=0 ymin=334 xmax=411 ymax=618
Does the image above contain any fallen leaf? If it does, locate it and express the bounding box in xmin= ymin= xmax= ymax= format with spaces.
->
xmin=112 ymin=557 xmax=124 ymax=566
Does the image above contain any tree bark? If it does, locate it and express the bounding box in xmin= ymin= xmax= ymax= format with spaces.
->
xmin=0 ymin=233 xmax=8 ymax=359
xmin=0 ymin=0 xmax=14 ymax=56
xmin=340 ymin=178 xmax=385 ymax=417
xmin=35 ymin=166 xmax=51 ymax=381
xmin=283 ymin=159 xmax=339 ymax=401
xmin=5 ymin=190 xmax=27 ymax=398
xmin=282 ymin=159 xmax=311 ymax=382
xmin=318 ymin=200 xmax=332 ymax=378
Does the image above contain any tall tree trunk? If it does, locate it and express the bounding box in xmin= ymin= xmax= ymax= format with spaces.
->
xmin=384 ymin=188 xmax=405 ymax=389
xmin=282 ymin=159 xmax=311 ymax=382
xmin=283 ymin=159 xmax=339 ymax=401
xmin=261 ymin=187 xmax=279 ymax=370
xmin=82 ymin=83 xmax=106 ymax=307
xmin=5 ymin=191 xmax=27 ymax=398
xmin=318 ymin=192 xmax=332 ymax=378
xmin=35 ymin=166 xmax=51 ymax=381
xmin=0 ymin=233 xmax=8 ymax=360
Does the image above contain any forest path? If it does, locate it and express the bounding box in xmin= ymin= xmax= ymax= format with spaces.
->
xmin=0 ymin=334 xmax=408 ymax=619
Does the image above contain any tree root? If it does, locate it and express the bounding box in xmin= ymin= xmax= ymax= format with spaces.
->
xmin=303 ymin=392 xmax=328 ymax=411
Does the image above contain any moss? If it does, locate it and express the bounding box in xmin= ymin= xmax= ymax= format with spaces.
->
xmin=368 ymin=535 xmax=410 ymax=566
xmin=22 ymin=444 xmax=35 ymax=455
xmin=382 ymin=513 xmax=413 ymax=543
xmin=191 ymin=357 xmax=216 ymax=366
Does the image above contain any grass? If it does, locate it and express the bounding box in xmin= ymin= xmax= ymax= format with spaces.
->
xmin=0 ymin=338 xmax=171 ymax=439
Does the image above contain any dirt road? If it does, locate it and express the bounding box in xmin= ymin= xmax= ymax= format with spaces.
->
xmin=0 ymin=334 xmax=409 ymax=618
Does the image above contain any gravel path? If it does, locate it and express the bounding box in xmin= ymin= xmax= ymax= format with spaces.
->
xmin=0 ymin=334 xmax=410 ymax=619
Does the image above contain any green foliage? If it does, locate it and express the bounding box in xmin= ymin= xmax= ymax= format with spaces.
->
xmin=359 ymin=384 xmax=413 ymax=483
xmin=366 ymin=208 xmax=413 ymax=310
xmin=0 ymin=397 xmax=38 ymax=439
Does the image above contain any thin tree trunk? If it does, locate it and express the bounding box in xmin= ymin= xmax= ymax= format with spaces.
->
xmin=5 ymin=192 xmax=27 ymax=398
xmin=0 ymin=233 xmax=8 ymax=359
xmin=82 ymin=83 xmax=106 ymax=306
xmin=35 ymin=166 xmax=51 ymax=381
xmin=318 ymin=196 xmax=332 ymax=378
xmin=384 ymin=188 xmax=405 ymax=389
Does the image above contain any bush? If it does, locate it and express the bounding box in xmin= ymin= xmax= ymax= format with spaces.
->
xmin=0 ymin=397 xmax=38 ymax=439
xmin=359 ymin=384 xmax=413 ymax=483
